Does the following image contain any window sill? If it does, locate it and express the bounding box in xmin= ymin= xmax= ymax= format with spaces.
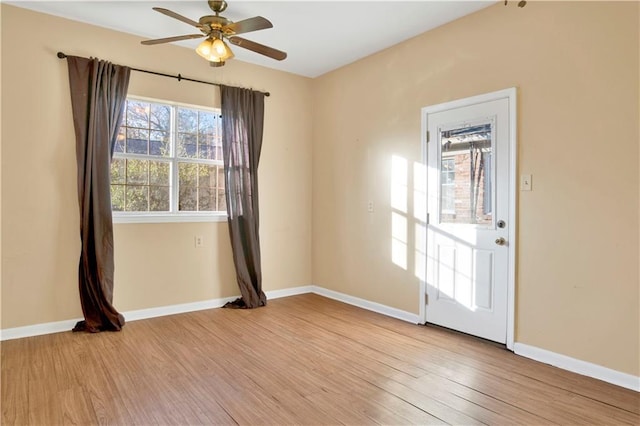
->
xmin=113 ymin=213 xmax=228 ymax=224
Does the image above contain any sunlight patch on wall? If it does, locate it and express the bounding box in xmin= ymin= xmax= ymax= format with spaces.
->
xmin=413 ymin=162 xmax=427 ymax=222
xmin=391 ymin=155 xmax=408 ymax=213
xmin=390 ymin=155 xmax=408 ymax=270
xmin=391 ymin=211 xmax=408 ymax=270
xmin=413 ymin=161 xmax=427 ymax=281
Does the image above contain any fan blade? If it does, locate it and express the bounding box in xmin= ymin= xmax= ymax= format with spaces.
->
xmin=223 ymin=16 xmax=272 ymax=35
xmin=228 ymin=37 xmax=287 ymax=61
xmin=153 ymin=7 xmax=202 ymax=28
xmin=141 ymin=34 xmax=205 ymax=45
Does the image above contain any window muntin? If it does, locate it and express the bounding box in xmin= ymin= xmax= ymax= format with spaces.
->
xmin=111 ymin=98 xmax=225 ymax=221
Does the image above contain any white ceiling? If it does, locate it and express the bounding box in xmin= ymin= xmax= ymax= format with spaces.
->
xmin=9 ymin=0 xmax=495 ymax=78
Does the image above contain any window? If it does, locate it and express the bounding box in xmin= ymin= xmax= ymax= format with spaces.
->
xmin=111 ymin=97 xmax=226 ymax=223
xmin=439 ymin=122 xmax=493 ymax=226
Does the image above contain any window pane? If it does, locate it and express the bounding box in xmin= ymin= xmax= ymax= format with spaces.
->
xmin=149 ymin=161 xmax=170 ymax=186
xmin=127 ymin=159 xmax=148 ymax=185
xmin=150 ymin=131 xmax=170 ymax=157
xmin=198 ymin=164 xmax=217 ymax=188
xmin=197 ymin=134 xmax=216 ymax=160
xmin=111 ymin=185 xmax=125 ymax=211
xmin=178 ymin=163 xmax=197 ymax=187
xmin=199 ymin=112 xmax=215 ymax=135
xmin=125 ymin=185 xmax=148 ymax=211
xmin=111 ymin=158 xmax=126 ymax=184
xmin=126 ymin=101 xmax=149 ymax=128
xmin=149 ymin=104 xmax=170 ymax=131
xmin=217 ymin=166 xmax=225 ymax=189
xmin=150 ymin=186 xmax=170 ymax=212
xmin=441 ymin=184 xmax=455 ymax=213
xmin=440 ymin=123 xmax=493 ymax=226
xmin=178 ymin=186 xmax=197 ymax=211
xmin=177 ymin=133 xmax=197 ymax=158
xmin=126 ymin=128 xmax=149 ymax=154
xmin=114 ymin=128 xmax=125 ymax=153
xmin=217 ymin=189 xmax=226 ymax=212
xmin=178 ymin=108 xmax=197 ymax=133
xmin=198 ymin=187 xmax=215 ymax=211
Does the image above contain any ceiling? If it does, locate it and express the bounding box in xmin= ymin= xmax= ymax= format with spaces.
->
xmin=9 ymin=1 xmax=496 ymax=78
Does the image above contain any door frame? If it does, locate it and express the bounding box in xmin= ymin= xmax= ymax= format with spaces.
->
xmin=419 ymin=87 xmax=517 ymax=350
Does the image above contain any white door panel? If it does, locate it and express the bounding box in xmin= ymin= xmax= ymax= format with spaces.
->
xmin=424 ymin=96 xmax=511 ymax=344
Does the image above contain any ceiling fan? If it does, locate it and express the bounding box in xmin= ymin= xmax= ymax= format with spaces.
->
xmin=141 ymin=0 xmax=287 ymax=67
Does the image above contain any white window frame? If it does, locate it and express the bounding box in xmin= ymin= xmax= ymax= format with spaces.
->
xmin=112 ymin=95 xmax=227 ymax=224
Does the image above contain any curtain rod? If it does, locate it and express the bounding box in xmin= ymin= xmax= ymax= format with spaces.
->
xmin=56 ymin=52 xmax=270 ymax=97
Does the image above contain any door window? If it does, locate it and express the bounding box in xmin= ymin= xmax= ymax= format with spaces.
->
xmin=439 ymin=122 xmax=494 ymax=227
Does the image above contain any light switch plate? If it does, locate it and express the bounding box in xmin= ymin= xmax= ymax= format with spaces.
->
xmin=521 ymin=174 xmax=532 ymax=191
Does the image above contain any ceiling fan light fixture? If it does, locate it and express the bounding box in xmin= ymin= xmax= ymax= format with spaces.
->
xmin=196 ymin=37 xmax=214 ymax=57
xmin=196 ymin=37 xmax=234 ymax=62
xmin=212 ymin=38 xmax=227 ymax=55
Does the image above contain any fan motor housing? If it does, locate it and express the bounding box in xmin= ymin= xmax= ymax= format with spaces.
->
xmin=199 ymin=15 xmax=230 ymax=30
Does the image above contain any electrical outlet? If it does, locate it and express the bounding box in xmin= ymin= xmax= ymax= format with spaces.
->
xmin=195 ymin=235 xmax=204 ymax=248
xmin=367 ymin=201 xmax=374 ymax=213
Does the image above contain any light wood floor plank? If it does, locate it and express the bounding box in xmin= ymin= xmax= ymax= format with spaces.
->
xmin=2 ymin=293 xmax=638 ymax=425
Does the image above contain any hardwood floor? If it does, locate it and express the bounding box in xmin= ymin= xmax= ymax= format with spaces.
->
xmin=2 ymin=293 xmax=638 ymax=425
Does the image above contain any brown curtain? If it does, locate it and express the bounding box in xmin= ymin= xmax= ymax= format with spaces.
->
xmin=220 ymin=85 xmax=266 ymax=309
xmin=66 ymin=56 xmax=130 ymax=332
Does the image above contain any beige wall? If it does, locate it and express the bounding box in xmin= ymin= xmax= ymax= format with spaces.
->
xmin=312 ymin=1 xmax=639 ymax=376
xmin=1 ymin=5 xmax=312 ymax=327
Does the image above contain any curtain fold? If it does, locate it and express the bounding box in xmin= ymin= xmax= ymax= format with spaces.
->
xmin=220 ymin=85 xmax=266 ymax=309
xmin=66 ymin=56 xmax=130 ymax=332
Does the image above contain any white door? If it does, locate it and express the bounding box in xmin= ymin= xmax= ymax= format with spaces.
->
xmin=424 ymin=93 xmax=513 ymax=344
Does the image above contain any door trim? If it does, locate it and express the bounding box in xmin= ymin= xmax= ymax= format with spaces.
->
xmin=419 ymin=87 xmax=517 ymax=350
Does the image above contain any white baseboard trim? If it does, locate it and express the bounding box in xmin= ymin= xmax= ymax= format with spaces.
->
xmin=0 ymin=286 xmax=314 ymax=341
xmin=0 ymin=319 xmax=81 ymax=341
xmin=310 ymin=286 xmax=421 ymax=324
xmin=126 ymin=286 xmax=313 ymax=323
xmin=514 ymin=342 xmax=640 ymax=392
xmin=266 ymin=285 xmax=314 ymax=300
xmin=0 ymin=295 xmax=240 ymax=341
xmin=124 ymin=296 xmax=239 ymax=322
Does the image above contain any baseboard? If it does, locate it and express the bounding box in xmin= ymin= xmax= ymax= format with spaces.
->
xmin=0 ymin=286 xmax=316 ymax=341
xmin=0 ymin=295 xmax=240 ymax=341
xmin=124 ymin=296 xmax=239 ymax=322
xmin=266 ymin=285 xmax=314 ymax=300
xmin=514 ymin=342 xmax=640 ymax=392
xmin=124 ymin=286 xmax=313 ymax=323
xmin=0 ymin=319 xmax=80 ymax=341
xmin=310 ymin=286 xmax=421 ymax=324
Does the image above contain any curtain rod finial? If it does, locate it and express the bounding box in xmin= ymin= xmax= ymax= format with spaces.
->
xmin=57 ymin=52 xmax=67 ymax=59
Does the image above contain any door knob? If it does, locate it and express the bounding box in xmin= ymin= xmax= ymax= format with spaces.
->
xmin=495 ymin=237 xmax=506 ymax=246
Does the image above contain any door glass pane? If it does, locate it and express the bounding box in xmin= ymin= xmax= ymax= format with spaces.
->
xmin=440 ymin=122 xmax=493 ymax=227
